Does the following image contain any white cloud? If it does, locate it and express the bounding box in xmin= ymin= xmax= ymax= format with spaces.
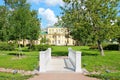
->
xmin=45 ymin=0 xmax=64 ymax=6
xmin=38 ymin=8 xmax=58 ymax=27
xmin=27 ymin=0 xmax=64 ymax=6
xmin=27 ymin=0 xmax=42 ymax=4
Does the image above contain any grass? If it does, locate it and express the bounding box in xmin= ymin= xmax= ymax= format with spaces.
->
xmin=89 ymin=72 xmax=120 ymax=80
xmin=0 ymin=46 xmax=120 ymax=80
xmin=0 ymin=50 xmax=39 ymax=71
xmin=0 ymin=72 xmax=32 ymax=80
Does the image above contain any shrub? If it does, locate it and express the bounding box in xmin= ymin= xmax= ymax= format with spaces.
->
xmin=0 ymin=42 xmax=16 ymax=51
xmin=28 ymin=44 xmax=50 ymax=51
xmin=37 ymin=44 xmax=50 ymax=51
xmin=103 ymin=44 xmax=119 ymax=50
xmin=89 ymin=44 xmax=119 ymax=50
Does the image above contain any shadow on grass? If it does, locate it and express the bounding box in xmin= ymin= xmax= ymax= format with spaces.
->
xmin=52 ymin=51 xmax=68 ymax=56
xmin=51 ymin=51 xmax=99 ymax=56
xmin=8 ymin=53 xmax=25 ymax=56
xmin=80 ymin=48 xmax=99 ymax=51
xmin=22 ymin=49 xmax=30 ymax=52
xmin=82 ymin=52 xmax=99 ymax=56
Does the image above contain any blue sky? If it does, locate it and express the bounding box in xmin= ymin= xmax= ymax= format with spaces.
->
xmin=1 ymin=0 xmax=120 ymax=28
xmin=0 ymin=0 xmax=64 ymax=28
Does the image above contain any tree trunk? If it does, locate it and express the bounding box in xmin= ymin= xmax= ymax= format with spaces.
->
xmin=29 ymin=40 xmax=33 ymax=49
xmin=18 ymin=41 xmax=21 ymax=58
xmin=119 ymin=42 xmax=120 ymax=51
xmin=118 ymin=38 xmax=120 ymax=51
xmin=23 ymin=39 xmax=26 ymax=47
xmin=97 ymin=40 xmax=105 ymax=56
xmin=66 ymin=38 xmax=68 ymax=46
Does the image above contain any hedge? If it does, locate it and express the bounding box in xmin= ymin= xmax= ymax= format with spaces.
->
xmin=0 ymin=42 xmax=16 ymax=51
xmin=28 ymin=44 xmax=50 ymax=51
xmin=89 ymin=44 xmax=119 ymax=50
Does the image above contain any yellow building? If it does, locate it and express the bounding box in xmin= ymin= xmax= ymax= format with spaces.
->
xmin=42 ymin=27 xmax=75 ymax=46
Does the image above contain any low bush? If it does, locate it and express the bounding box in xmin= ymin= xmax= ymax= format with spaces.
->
xmin=89 ymin=44 xmax=119 ymax=50
xmin=103 ymin=44 xmax=119 ymax=50
xmin=0 ymin=42 xmax=16 ymax=51
xmin=28 ymin=44 xmax=50 ymax=51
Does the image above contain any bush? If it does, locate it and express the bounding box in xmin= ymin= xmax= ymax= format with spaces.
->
xmin=0 ymin=42 xmax=16 ymax=51
xmin=28 ymin=44 xmax=50 ymax=51
xmin=36 ymin=44 xmax=50 ymax=51
xmin=89 ymin=44 xmax=119 ymax=50
xmin=103 ymin=44 xmax=119 ymax=50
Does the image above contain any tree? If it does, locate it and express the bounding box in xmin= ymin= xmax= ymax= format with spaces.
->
xmin=40 ymin=36 xmax=50 ymax=44
xmin=3 ymin=0 xmax=41 ymax=57
xmin=27 ymin=10 xmax=41 ymax=48
xmin=115 ymin=17 xmax=120 ymax=51
xmin=61 ymin=0 xmax=120 ymax=56
xmin=0 ymin=6 xmax=10 ymax=41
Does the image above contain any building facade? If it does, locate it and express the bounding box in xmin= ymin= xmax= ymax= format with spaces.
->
xmin=42 ymin=27 xmax=75 ymax=46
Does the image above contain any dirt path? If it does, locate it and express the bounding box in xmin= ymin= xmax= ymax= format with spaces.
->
xmin=28 ymin=72 xmax=99 ymax=80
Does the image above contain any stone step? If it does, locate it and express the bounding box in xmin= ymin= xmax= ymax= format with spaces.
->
xmin=46 ymin=58 xmax=74 ymax=72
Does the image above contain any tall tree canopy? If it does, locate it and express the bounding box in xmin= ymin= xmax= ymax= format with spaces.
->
xmin=0 ymin=0 xmax=41 ymax=56
xmin=61 ymin=0 xmax=120 ymax=56
xmin=1 ymin=0 xmax=41 ymax=42
xmin=0 ymin=6 xmax=10 ymax=41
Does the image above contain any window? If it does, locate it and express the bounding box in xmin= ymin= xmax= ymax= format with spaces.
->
xmin=52 ymin=40 xmax=54 ymax=44
xmin=58 ymin=40 xmax=60 ymax=44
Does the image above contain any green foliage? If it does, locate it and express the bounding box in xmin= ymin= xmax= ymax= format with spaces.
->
xmin=1 ymin=0 xmax=41 ymax=45
xmin=0 ymin=6 xmax=10 ymax=41
xmin=90 ymin=44 xmax=119 ymax=50
xmin=0 ymin=42 xmax=16 ymax=51
xmin=61 ymin=0 xmax=120 ymax=55
xmin=28 ymin=44 xmax=50 ymax=51
xmin=104 ymin=44 xmax=119 ymax=50
xmin=40 ymin=36 xmax=50 ymax=44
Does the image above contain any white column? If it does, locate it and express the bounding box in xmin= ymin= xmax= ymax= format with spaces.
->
xmin=48 ymin=48 xmax=51 ymax=60
xmin=68 ymin=47 xmax=72 ymax=58
xmin=75 ymin=51 xmax=82 ymax=73
xmin=39 ymin=51 xmax=46 ymax=72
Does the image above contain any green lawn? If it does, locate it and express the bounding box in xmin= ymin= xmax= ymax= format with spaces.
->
xmin=0 ymin=72 xmax=32 ymax=80
xmin=0 ymin=50 xmax=39 ymax=71
xmin=0 ymin=46 xmax=120 ymax=80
